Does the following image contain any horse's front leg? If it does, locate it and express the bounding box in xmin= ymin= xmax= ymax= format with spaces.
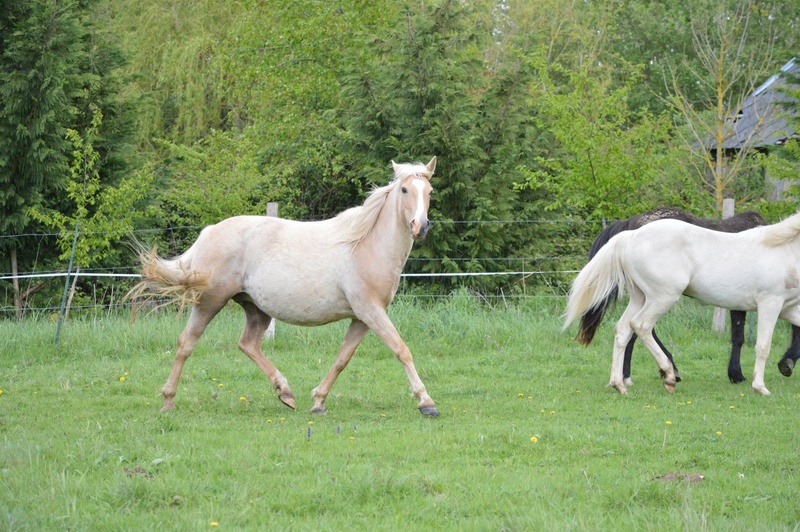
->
xmin=728 ymin=310 xmax=747 ymax=383
xmin=358 ymin=307 xmax=439 ymax=416
xmin=310 ymin=319 xmax=369 ymax=415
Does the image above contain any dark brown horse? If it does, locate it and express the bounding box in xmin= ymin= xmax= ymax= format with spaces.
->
xmin=578 ymin=207 xmax=800 ymax=384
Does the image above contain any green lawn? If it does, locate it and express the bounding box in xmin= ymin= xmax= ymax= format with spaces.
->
xmin=2 ymin=296 xmax=799 ymax=530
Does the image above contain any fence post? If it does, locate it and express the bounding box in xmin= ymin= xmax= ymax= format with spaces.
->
xmin=712 ymin=198 xmax=735 ymax=333
xmin=264 ymin=202 xmax=279 ymax=340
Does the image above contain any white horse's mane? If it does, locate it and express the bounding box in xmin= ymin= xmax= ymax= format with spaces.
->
xmin=331 ymin=162 xmax=433 ymax=245
xmin=761 ymin=211 xmax=800 ymax=247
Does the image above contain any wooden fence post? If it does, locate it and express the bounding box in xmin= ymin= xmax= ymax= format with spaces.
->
xmin=264 ymin=202 xmax=279 ymax=340
xmin=712 ymin=198 xmax=735 ymax=333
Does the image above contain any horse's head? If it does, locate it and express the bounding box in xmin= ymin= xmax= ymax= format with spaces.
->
xmin=393 ymin=157 xmax=436 ymax=241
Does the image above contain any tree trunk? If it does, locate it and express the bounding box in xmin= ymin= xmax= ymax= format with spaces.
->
xmin=10 ymin=245 xmax=22 ymax=320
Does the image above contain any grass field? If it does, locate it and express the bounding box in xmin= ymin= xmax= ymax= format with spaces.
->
xmin=2 ymin=294 xmax=800 ymax=530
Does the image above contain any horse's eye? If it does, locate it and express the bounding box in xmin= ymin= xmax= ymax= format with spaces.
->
xmin=401 ymin=187 xmax=408 ymax=193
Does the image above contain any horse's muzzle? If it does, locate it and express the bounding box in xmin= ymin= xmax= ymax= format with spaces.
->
xmin=410 ymin=219 xmax=430 ymax=241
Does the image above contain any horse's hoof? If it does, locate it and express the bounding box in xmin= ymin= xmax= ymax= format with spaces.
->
xmin=778 ymin=358 xmax=795 ymax=377
xmin=279 ymin=392 xmax=296 ymax=410
xmin=310 ymin=406 xmax=326 ymax=415
xmin=752 ymin=386 xmax=771 ymax=396
xmin=663 ymin=382 xmax=676 ymax=394
xmin=610 ymin=383 xmax=628 ymax=394
xmin=623 ymin=377 xmax=634 ymax=387
xmin=419 ymin=405 xmax=439 ymax=417
xmin=159 ymin=405 xmax=174 ymax=413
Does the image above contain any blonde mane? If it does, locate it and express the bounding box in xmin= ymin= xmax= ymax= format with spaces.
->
xmin=331 ymin=161 xmax=433 ymax=245
xmin=761 ymin=211 xmax=800 ymax=247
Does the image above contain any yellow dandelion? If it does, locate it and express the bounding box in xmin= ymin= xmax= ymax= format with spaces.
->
xmin=518 ymin=393 xmax=524 ymax=397
xmin=730 ymin=405 xmax=735 ymax=409
xmin=267 ymin=419 xmax=273 ymax=423
xmin=0 ymin=390 xmax=4 ymax=396
xmin=665 ymin=420 xmax=672 ymax=425
xmin=280 ymin=417 xmax=286 ymax=421
xmin=239 ymin=396 xmax=247 ymax=402
xmin=530 ymin=436 xmax=539 ymax=443
xmin=308 ymin=421 xmax=314 ymax=425
xmin=119 ymin=377 xmax=125 ymax=383
xmin=716 ymin=431 xmax=722 ymax=436
xmin=218 ymin=383 xmax=224 ymax=388
xmin=549 ymin=410 xmax=555 ymax=415
xmin=686 ymin=401 xmax=692 ymax=404
xmin=124 ymin=372 xmax=129 ymax=376
xmin=210 ymin=523 xmax=219 ymax=527
xmin=380 ymin=413 xmax=386 ymax=418
xmin=349 ymin=436 xmax=355 ymax=440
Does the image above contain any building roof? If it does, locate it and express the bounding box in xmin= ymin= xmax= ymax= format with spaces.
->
xmin=719 ymin=56 xmax=799 ymax=150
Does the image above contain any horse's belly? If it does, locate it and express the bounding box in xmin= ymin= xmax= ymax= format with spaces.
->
xmin=245 ymin=279 xmax=353 ymax=326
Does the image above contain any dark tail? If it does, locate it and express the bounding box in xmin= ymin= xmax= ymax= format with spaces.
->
xmin=577 ymin=219 xmax=633 ymax=345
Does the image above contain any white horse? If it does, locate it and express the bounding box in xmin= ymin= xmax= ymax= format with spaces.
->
xmin=129 ymin=158 xmax=439 ymax=416
xmin=563 ymin=212 xmax=800 ymax=396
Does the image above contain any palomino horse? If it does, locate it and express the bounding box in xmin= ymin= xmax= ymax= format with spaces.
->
xmin=563 ymin=212 xmax=800 ymax=396
xmin=578 ymin=208 xmax=800 ymax=385
xmin=130 ymin=158 xmax=440 ymax=416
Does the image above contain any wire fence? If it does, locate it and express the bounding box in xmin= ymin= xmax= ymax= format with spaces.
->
xmin=0 ymin=219 xmax=597 ymax=317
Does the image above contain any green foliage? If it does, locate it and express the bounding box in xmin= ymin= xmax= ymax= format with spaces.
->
xmin=0 ymin=0 xmax=86 ymax=238
xmin=29 ymin=107 xmax=155 ymax=266
xmin=338 ymin=0 xmax=550 ymax=290
xmin=520 ymin=60 xmax=695 ymax=221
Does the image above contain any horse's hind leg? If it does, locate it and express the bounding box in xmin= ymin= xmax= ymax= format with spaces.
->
xmin=310 ymin=319 xmax=370 ymax=415
xmin=610 ymin=293 xmax=643 ymax=394
xmin=728 ymin=310 xmax=747 ymax=383
xmin=778 ymin=324 xmax=800 ymax=377
xmin=162 ymin=304 xmax=223 ymax=412
xmin=622 ymin=330 xmax=681 ymax=387
xmin=630 ymin=298 xmax=679 ymax=393
xmin=236 ymin=300 xmax=295 ymax=409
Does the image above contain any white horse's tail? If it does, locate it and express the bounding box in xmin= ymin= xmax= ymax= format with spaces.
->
xmin=562 ymin=233 xmax=631 ymax=344
xmin=761 ymin=211 xmax=800 ymax=247
xmin=126 ymin=244 xmax=210 ymax=316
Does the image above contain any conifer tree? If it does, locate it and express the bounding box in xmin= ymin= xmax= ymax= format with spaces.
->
xmin=339 ymin=0 xmax=546 ymax=290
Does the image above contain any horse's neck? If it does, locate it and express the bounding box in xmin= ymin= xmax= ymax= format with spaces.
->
xmin=358 ymin=200 xmax=413 ymax=270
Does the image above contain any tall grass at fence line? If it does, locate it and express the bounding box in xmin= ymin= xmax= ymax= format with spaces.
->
xmin=1 ymin=295 xmax=799 ymax=530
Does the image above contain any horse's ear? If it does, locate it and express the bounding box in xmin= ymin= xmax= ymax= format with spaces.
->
xmin=426 ymin=156 xmax=436 ymax=176
xmin=391 ymin=160 xmax=398 ymax=174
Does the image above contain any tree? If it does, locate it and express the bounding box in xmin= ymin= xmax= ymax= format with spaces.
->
xmin=337 ymin=0 xmax=549 ymax=290
xmin=664 ymin=0 xmax=787 ymax=210
xmin=0 ymin=0 xmax=86 ymax=317
xmin=520 ymin=60 xmax=692 ymax=221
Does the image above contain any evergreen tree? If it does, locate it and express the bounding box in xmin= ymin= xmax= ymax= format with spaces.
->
xmin=0 ymin=0 xmax=137 ymax=314
xmin=339 ymin=0 xmax=548 ymax=291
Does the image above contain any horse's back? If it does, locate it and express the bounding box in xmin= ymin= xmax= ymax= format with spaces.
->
xmin=623 ymin=219 xmax=796 ymax=309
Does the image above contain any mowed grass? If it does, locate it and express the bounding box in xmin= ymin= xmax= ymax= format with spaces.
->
xmin=2 ymin=295 xmax=800 ymax=530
